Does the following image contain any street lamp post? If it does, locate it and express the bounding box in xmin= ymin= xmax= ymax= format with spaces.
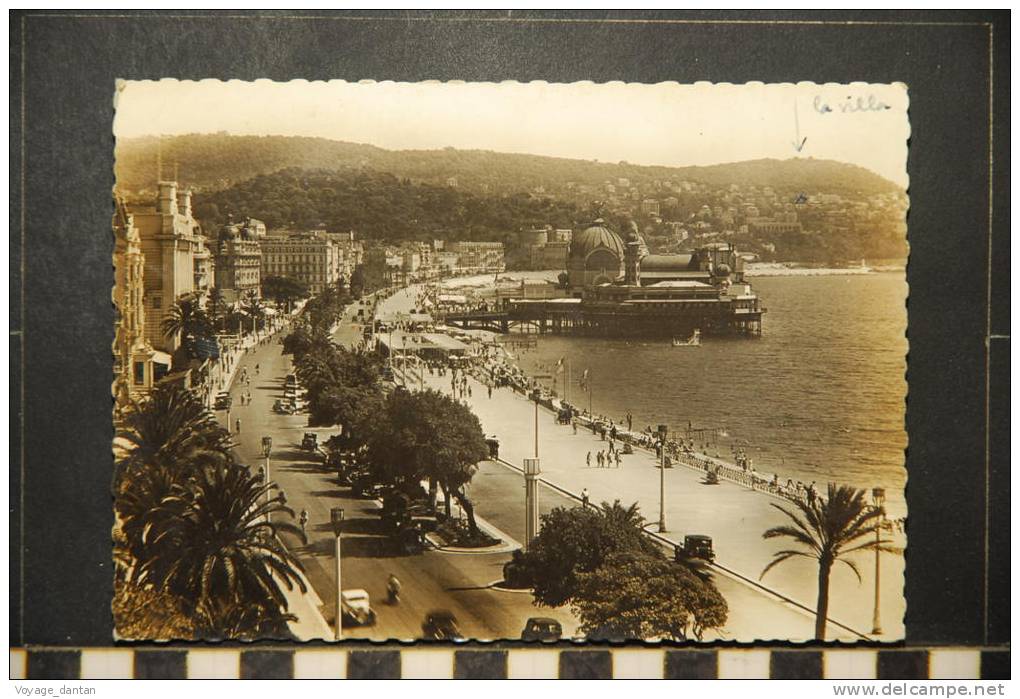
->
xmin=261 ymin=436 xmax=273 ymax=519
xmin=524 ymin=458 xmax=541 ymax=551
xmin=658 ymin=424 xmax=668 ymax=533
xmin=871 ymin=486 xmax=885 ymax=636
xmin=330 ymin=507 xmax=345 ymax=641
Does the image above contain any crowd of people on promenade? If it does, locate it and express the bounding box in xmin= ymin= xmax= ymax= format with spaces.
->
xmin=379 ymin=285 xmax=907 ymax=533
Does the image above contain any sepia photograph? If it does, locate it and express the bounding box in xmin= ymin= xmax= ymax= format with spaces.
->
xmin=110 ymin=79 xmax=909 ymax=643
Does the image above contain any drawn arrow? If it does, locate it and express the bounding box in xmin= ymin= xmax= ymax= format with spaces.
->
xmin=792 ymin=100 xmax=807 ymax=152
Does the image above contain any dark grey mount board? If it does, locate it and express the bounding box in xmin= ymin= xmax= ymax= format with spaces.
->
xmin=9 ymin=10 xmax=1009 ymax=652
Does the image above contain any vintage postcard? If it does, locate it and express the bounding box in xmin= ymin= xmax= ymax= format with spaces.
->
xmin=111 ymin=80 xmax=908 ymax=642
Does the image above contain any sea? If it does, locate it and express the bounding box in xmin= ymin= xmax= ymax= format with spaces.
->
xmin=447 ymin=271 xmax=909 ymax=518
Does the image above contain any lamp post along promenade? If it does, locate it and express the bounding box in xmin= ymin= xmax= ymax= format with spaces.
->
xmin=261 ymin=435 xmax=273 ymax=520
xmin=871 ymin=486 xmax=885 ymax=636
xmin=330 ymin=507 xmax=345 ymax=641
xmin=524 ymin=390 xmax=541 ymax=551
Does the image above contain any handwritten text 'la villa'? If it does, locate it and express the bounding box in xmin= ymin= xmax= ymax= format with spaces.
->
xmin=814 ymin=94 xmax=892 ymax=115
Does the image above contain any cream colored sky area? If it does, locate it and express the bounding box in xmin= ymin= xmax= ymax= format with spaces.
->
xmin=114 ymin=80 xmax=910 ymax=187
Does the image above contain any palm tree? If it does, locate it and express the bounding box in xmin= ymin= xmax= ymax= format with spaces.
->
xmin=599 ymin=499 xmax=644 ymax=529
xmin=140 ymin=463 xmax=308 ymax=638
xmin=161 ymin=297 xmax=212 ymax=354
xmin=241 ymin=290 xmax=266 ymax=334
xmin=760 ymin=483 xmax=895 ymax=639
xmin=115 ymin=384 xmax=233 ymax=488
xmin=208 ymin=287 xmax=226 ymax=332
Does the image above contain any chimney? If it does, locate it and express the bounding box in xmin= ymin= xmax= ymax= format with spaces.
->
xmin=157 ymin=181 xmax=178 ymax=215
xmin=176 ymin=187 xmax=192 ymax=218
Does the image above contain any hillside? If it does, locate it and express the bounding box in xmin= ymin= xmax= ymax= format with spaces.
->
xmin=114 ymin=133 xmax=901 ymax=198
xmin=189 ymin=168 xmax=581 ymax=243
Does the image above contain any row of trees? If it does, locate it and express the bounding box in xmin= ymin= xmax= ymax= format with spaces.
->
xmin=113 ymin=384 xmax=307 ymax=639
xmin=283 ymin=286 xmax=489 ymax=535
xmin=160 ymin=290 xmax=269 ymax=370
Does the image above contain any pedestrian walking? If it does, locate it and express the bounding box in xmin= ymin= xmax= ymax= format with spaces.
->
xmin=615 ymin=451 xmax=622 ymax=468
xmin=581 ymin=488 xmax=590 ymax=509
xmin=299 ymin=508 xmax=308 ymax=534
xmin=235 ymin=418 xmax=241 ymax=434
xmin=488 ymin=385 xmax=493 ymax=399
xmin=586 ymin=451 xmax=591 ymax=468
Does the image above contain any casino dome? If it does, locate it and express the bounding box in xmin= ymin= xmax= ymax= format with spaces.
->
xmin=568 ymin=219 xmax=626 ymax=261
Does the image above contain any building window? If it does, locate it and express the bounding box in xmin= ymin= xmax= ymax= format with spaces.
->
xmin=133 ymin=361 xmax=146 ymax=385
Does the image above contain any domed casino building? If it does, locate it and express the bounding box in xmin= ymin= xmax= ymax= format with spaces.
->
xmin=566 ymin=218 xmax=627 ymax=289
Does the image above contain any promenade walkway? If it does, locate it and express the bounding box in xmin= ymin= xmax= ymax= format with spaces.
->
xmin=378 ymin=282 xmax=905 ymax=641
xmin=417 ymin=366 xmax=904 ymax=641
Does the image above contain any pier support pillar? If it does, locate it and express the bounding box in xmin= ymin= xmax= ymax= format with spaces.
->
xmin=524 ymin=458 xmax=541 ymax=549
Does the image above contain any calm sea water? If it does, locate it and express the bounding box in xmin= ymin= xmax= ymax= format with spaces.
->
xmin=510 ymin=273 xmax=909 ymax=516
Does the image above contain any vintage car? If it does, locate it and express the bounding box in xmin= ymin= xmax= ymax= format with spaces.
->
xmin=273 ymin=399 xmax=295 ymax=415
xmin=341 ymin=589 xmax=376 ymax=626
xmin=214 ymin=392 xmax=232 ymax=410
xmin=675 ymin=534 xmax=716 ymax=563
xmin=521 ymin=617 xmax=563 ymax=642
xmin=301 ymin=433 xmax=318 ymax=451
xmin=485 ymin=436 xmax=500 ymax=459
xmin=421 ymin=610 xmax=463 ymax=641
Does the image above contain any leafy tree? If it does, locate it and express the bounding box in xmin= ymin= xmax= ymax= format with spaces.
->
xmin=262 ymin=275 xmax=309 ymax=311
xmin=367 ymin=388 xmax=488 ymax=533
xmin=760 ymin=483 xmax=896 ymax=640
xmin=348 ymin=265 xmax=366 ymax=298
xmin=573 ymin=550 xmax=728 ymax=641
xmin=113 ymin=576 xmax=199 ymax=641
xmin=515 ymin=500 xmax=660 ymax=607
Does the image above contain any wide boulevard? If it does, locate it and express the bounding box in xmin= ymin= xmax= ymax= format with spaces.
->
xmin=218 ymin=287 xmax=855 ymax=642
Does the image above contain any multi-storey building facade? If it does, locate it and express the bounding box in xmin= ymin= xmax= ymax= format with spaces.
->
xmin=130 ymin=181 xmax=212 ymax=353
xmin=261 ymin=230 xmax=359 ymax=295
xmin=113 ymin=198 xmax=166 ymax=408
xmin=214 ymin=218 xmax=264 ymax=304
xmin=448 ymin=241 xmax=505 ymax=273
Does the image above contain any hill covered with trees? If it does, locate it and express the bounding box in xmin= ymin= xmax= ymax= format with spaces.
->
xmin=115 ymin=133 xmax=902 ymax=198
xmin=190 ymin=168 xmax=582 ymax=242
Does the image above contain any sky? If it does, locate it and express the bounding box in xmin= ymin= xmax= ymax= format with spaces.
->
xmin=114 ymin=80 xmax=910 ymax=187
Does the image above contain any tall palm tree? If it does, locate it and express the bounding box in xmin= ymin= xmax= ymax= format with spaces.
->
xmin=241 ymin=290 xmax=266 ymax=334
xmin=208 ymin=287 xmax=226 ymax=332
xmin=115 ymin=384 xmax=232 ymax=488
xmin=161 ymin=297 xmax=213 ymax=360
xmin=760 ymin=483 xmax=895 ymax=639
xmin=140 ymin=463 xmax=308 ymax=638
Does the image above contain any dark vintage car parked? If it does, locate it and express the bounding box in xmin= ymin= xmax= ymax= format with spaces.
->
xmin=521 ymin=617 xmax=562 ymax=642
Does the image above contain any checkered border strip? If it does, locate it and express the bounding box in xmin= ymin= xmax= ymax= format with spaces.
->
xmin=9 ymin=647 xmax=1009 ymax=679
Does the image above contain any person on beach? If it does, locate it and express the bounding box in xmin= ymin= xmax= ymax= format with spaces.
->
xmin=615 ymin=451 xmax=622 ymax=468
xmin=586 ymin=451 xmax=591 ymax=468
